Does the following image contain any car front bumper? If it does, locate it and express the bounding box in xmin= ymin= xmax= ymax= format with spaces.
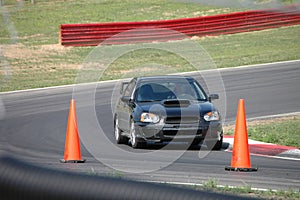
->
xmin=134 ymin=121 xmax=223 ymax=143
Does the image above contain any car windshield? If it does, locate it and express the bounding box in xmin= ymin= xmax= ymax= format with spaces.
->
xmin=136 ymin=78 xmax=207 ymax=102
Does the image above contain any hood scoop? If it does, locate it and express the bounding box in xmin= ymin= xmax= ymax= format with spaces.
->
xmin=162 ymin=99 xmax=190 ymax=107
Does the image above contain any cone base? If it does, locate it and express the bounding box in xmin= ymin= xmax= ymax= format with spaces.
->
xmin=225 ymin=166 xmax=258 ymax=172
xmin=60 ymin=159 xmax=86 ymax=163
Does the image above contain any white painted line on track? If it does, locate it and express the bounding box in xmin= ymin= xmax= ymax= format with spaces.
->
xmin=223 ymin=112 xmax=300 ymax=126
xmin=173 ymin=59 xmax=300 ymax=76
xmin=0 ymin=79 xmax=117 ymax=95
xmin=224 ymin=148 xmax=300 ymax=161
xmin=216 ymin=59 xmax=300 ymax=72
xmin=266 ymin=155 xmax=300 ymax=161
xmin=247 ymin=112 xmax=300 ymax=121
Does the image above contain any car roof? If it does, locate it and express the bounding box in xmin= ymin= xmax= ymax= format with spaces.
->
xmin=136 ymin=75 xmax=195 ymax=82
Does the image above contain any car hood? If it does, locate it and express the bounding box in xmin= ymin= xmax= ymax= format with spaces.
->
xmin=137 ymin=100 xmax=216 ymax=117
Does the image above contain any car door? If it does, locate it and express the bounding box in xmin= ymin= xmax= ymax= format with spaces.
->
xmin=118 ymin=79 xmax=136 ymax=132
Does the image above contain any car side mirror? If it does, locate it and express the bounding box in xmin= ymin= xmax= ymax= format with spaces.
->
xmin=209 ymin=94 xmax=219 ymax=102
xmin=121 ymin=96 xmax=131 ymax=103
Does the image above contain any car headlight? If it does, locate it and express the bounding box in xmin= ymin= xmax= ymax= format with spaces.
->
xmin=141 ymin=113 xmax=160 ymax=123
xmin=204 ymin=111 xmax=220 ymax=121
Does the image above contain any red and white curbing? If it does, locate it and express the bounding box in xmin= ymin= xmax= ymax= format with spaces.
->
xmin=223 ymin=135 xmax=300 ymax=160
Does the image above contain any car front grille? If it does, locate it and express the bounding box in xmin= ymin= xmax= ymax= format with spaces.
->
xmin=165 ymin=116 xmax=200 ymax=124
xmin=163 ymin=129 xmax=203 ymax=136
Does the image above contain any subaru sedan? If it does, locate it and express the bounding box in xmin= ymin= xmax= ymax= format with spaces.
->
xmin=114 ymin=76 xmax=223 ymax=149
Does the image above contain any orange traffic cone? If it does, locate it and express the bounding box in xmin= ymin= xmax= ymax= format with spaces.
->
xmin=60 ymin=99 xmax=85 ymax=163
xmin=225 ymin=99 xmax=257 ymax=172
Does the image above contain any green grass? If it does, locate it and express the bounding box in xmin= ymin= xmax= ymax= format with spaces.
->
xmin=248 ymin=117 xmax=300 ymax=148
xmin=196 ymin=179 xmax=300 ymax=200
xmin=199 ymin=25 xmax=300 ymax=68
xmin=220 ymin=186 xmax=300 ymax=200
xmin=175 ymin=179 xmax=300 ymax=200
xmin=225 ymin=116 xmax=300 ymax=148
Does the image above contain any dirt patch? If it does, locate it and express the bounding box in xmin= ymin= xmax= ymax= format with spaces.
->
xmin=191 ymin=35 xmax=223 ymax=41
xmin=40 ymin=44 xmax=72 ymax=53
xmin=163 ymin=12 xmax=176 ymax=17
xmin=139 ymin=6 xmax=161 ymax=14
xmin=0 ymin=43 xmax=80 ymax=85
xmin=193 ymin=8 xmax=231 ymax=17
xmin=1 ymin=44 xmax=34 ymax=59
xmin=193 ymin=11 xmax=202 ymax=16
xmin=1 ymin=43 xmax=71 ymax=60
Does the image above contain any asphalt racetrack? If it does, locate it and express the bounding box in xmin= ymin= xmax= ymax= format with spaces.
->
xmin=0 ymin=60 xmax=300 ymax=191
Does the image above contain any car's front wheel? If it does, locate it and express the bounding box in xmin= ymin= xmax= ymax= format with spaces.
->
xmin=114 ymin=117 xmax=128 ymax=144
xmin=130 ymin=121 xmax=145 ymax=149
xmin=206 ymin=136 xmax=223 ymax=150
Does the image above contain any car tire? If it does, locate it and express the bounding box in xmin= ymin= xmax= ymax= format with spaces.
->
xmin=213 ymin=136 xmax=223 ymax=150
xmin=206 ymin=136 xmax=223 ymax=150
xmin=114 ymin=118 xmax=128 ymax=144
xmin=191 ymin=138 xmax=201 ymax=146
xmin=130 ymin=121 xmax=145 ymax=149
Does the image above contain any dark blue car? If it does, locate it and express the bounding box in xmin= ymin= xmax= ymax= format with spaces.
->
xmin=114 ymin=76 xmax=223 ymax=149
